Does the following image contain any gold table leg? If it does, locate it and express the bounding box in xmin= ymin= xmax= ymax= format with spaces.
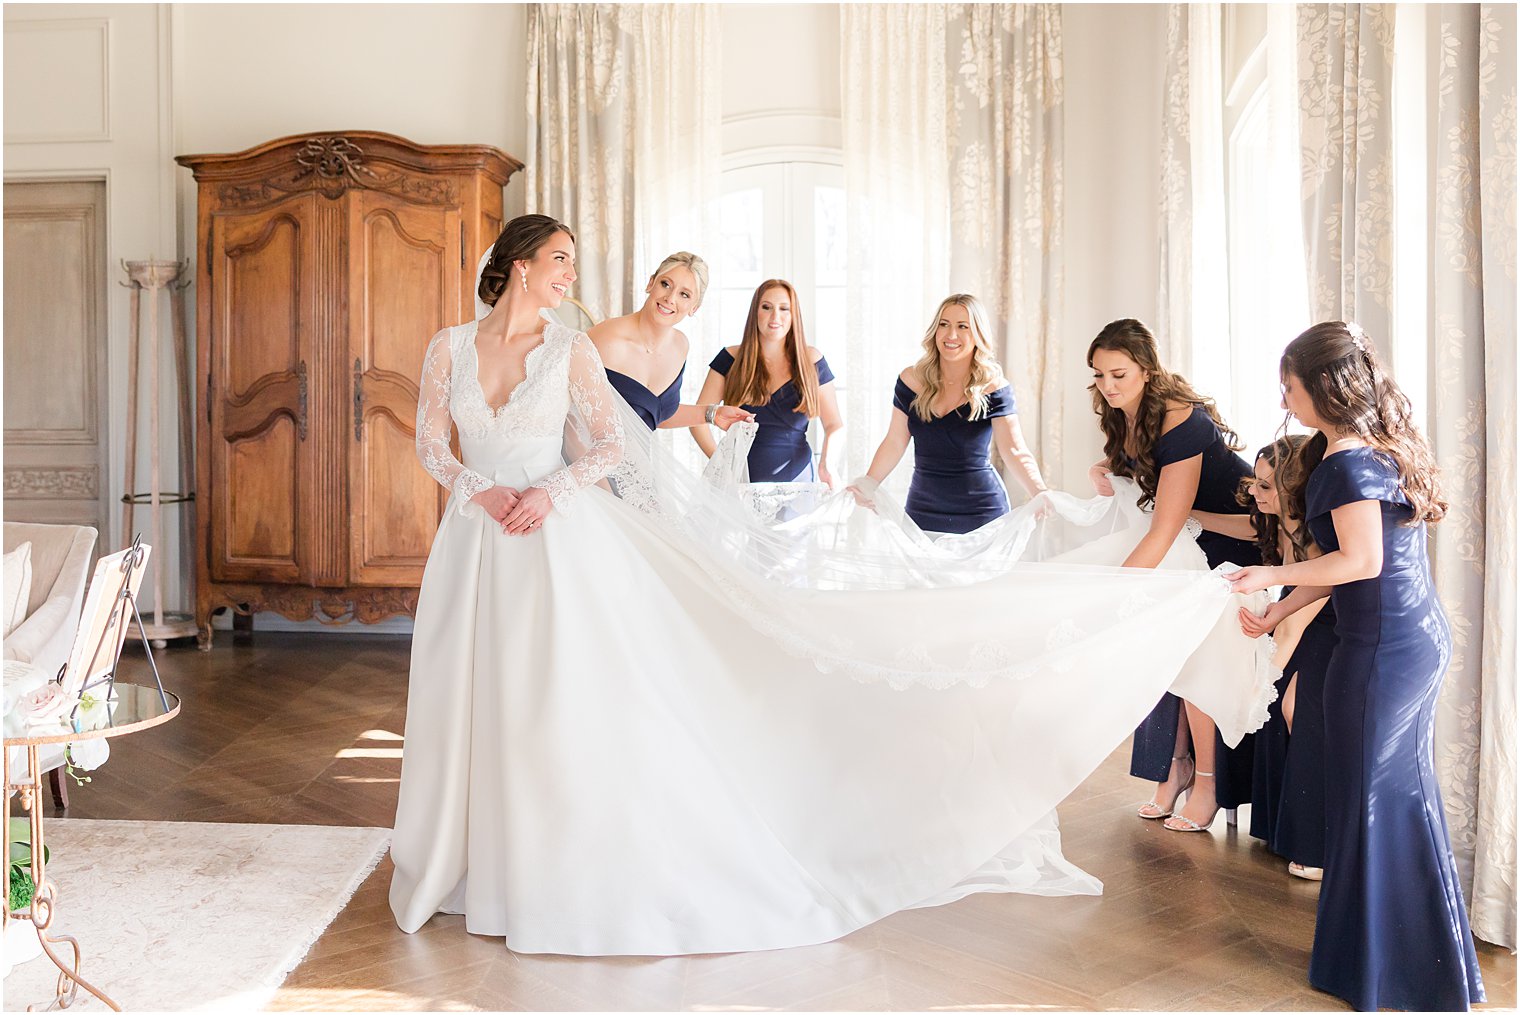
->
xmin=5 ymin=745 xmax=121 ymax=1012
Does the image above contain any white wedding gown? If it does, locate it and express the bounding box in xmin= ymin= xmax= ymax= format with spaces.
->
xmin=388 ymin=316 xmax=1275 ymax=956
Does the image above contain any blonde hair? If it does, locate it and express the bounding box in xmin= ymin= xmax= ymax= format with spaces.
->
xmin=909 ymin=294 xmax=1001 ymax=422
xmin=649 ymin=251 xmax=709 ymax=309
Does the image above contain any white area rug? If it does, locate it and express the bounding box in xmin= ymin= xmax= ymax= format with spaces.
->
xmin=3 ymin=820 xmax=389 ymax=1012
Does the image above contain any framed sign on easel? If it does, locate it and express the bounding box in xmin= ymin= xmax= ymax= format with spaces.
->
xmin=62 ymin=535 xmax=169 ymax=715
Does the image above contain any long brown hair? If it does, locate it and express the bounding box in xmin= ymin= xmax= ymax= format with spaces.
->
xmin=1277 ymin=321 xmax=1446 ymax=528
xmin=1087 ymin=319 xmax=1242 ymax=509
xmin=1238 ymin=435 xmax=1312 ymax=566
xmin=908 ymin=294 xmax=1002 ymax=422
xmin=723 ymin=279 xmax=821 ymax=417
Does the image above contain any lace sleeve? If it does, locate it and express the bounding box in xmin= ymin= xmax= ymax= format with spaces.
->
xmin=537 ymin=333 xmax=625 ymax=512
xmin=417 ymin=330 xmax=493 ymax=518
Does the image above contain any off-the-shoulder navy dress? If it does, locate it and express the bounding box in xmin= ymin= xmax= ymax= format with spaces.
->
xmin=710 ymin=348 xmax=834 ymax=482
xmin=606 ymin=365 xmax=685 ymax=431
xmin=1303 ymin=447 xmax=1483 ymax=1011
xmin=894 ymin=378 xmax=1017 ymax=534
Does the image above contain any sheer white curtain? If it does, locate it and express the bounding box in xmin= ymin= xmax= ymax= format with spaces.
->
xmin=840 ymin=4 xmax=1064 ymax=487
xmin=840 ymin=5 xmax=951 ymax=486
xmin=1157 ymin=3 xmax=1229 ymax=392
xmin=526 ymin=4 xmax=721 ymax=326
xmin=1426 ymin=2 xmax=1517 ymax=950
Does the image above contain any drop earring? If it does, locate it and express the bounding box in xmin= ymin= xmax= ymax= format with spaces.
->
xmin=520 ymin=269 xmax=529 ymax=293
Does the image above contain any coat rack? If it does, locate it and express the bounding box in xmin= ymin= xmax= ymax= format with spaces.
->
xmin=119 ymin=259 xmax=197 ymax=646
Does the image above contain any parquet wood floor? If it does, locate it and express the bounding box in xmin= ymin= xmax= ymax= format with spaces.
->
xmin=66 ymin=634 xmax=1513 ymax=1012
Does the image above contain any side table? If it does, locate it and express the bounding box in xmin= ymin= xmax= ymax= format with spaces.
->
xmin=4 ymin=683 xmax=179 ymax=1011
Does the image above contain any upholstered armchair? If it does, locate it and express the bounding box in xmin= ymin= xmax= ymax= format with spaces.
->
xmin=4 ymin=523 xmax=97 ymax=810
xmin=4 ymin=523 xmax=97 ymax=679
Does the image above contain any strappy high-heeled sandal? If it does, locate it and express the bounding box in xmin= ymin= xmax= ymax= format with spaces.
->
xmin=1137 ymin=755 xmax=1195 ymax=819
xmin=1163 ymin=771 xmax=1238 ymax=831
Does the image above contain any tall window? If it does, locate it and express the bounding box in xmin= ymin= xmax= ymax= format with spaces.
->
xmin=1223 ymin=28 xmax=1310 ymax=450
xmin=706 ymin=159 xmax=846 ymax=397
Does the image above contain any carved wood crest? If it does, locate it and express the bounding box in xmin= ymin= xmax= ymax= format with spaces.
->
xmin=217 ymin=136 xmax=457 ymax=208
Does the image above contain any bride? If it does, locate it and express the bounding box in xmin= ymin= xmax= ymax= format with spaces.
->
xmin=388 ymin=214 xmax=1276 ymax=956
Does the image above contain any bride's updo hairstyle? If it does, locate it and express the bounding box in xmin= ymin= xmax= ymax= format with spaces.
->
xmin=478 ymin=214 xmax=575 ymax=309
xmin=1277 ymin=321 xmax=1446 ymax=529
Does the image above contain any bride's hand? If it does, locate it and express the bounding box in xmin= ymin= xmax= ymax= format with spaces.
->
xmin=503 ymin=487 xmax=552 ymax=535
xmin=712 ymin=405 xmax=755 ymax=431
xmin=471 ymin=485 xmax=521 ymax=525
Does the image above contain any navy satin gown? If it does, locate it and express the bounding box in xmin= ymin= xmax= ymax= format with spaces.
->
xmin=1304 ymin=448 xmax=1484 ymax=1011
xmin=894 ymin=379 xmax=1016 ymax=534
xmin=710 ymin=348 xmax=834 ymax=482
xmin=606 ymin=365 xmax=684 ymax=431
xmin=1124 ymin=406 xmax=1259 ymax=806
xmin=1249 ymin=586 xmax=1335 ymax=868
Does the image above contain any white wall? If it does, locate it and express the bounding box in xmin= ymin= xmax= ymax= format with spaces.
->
xmin=720 ymin=4 xmax=841 ymax=158
xmin=174 ymin=3 xmax=530 ymax=263
xmin=1059 ymin=3 xmax=1167 ymax=490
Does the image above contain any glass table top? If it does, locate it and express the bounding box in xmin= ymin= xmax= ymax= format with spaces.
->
xmin=4 ymin=682 xmax=180 ymax=746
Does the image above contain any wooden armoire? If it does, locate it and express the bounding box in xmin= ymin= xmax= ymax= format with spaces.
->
xmin=177 ymin=132 xmax=521 ymax=649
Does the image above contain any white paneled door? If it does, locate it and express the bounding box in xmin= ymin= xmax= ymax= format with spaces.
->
xmin=4 ymin=179 xmax=110 ymax=536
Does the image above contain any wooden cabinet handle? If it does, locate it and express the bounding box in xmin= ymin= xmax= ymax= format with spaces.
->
xmin=296 ymin=360 xmax=308 ymax=441
xmin=353 ymin=358 xmax=364 ymax=442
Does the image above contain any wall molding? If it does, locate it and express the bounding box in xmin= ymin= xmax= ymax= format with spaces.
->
xmin=4 ymin=18 xmax=112 ymax=144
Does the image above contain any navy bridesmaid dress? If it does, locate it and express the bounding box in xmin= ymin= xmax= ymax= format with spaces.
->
xmin=1304 ymin=448 xmax=1484 ymax=1011
xmin=606 ymin=365 xmax=684 ymax=431
xmin=710 ymin=348 xmax=834 ymax=482
xmin=1125 ymin=406 xmax=1259 ymax=807
xmin=1249 ymin=587 xmax=1335 ymax=868
xmin=893 ymin=378 xmax=1016 ymax=534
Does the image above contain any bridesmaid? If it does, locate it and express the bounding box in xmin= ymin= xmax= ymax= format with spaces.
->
xmin=587 ymin=252 xmax=751 ymax=433
xmin=1086 ymin=319 xmax=1259 ymax=832
xmin=692 ymin=279 xmax=843 ymax=485
xmin=847 ymin=294 xmax=1047 ymax=532
xmin=1192 ymin=435 xmax=1332 ymax=879
xmin=1229 ymin=323 xmax=1484 ymax=1012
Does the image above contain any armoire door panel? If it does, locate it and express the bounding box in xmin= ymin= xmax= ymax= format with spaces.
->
xmin=208 ymin=193 xmax=319 ymax=584
xmin=224 ymin=415 xmax=300 ymax=563
xmin=358 ymin=415 xmax=439 ymax=573
xmin=348 ymin=192 xmax=459 ymax=585
xmin=219 ymin=211 xmax=307 ymax=397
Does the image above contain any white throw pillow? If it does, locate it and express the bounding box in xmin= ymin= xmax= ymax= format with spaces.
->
xmin=3 ymin=542 xmax=33 ymax=638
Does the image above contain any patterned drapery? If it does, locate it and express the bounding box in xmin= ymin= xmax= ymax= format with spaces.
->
xmin=525 ymin=4 xmax=721 ymax=325
xmin=1427 ymin=2 xmax=1517 ymax=949
xmin=1296 ymin=4 xmax=1397 ymax=354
